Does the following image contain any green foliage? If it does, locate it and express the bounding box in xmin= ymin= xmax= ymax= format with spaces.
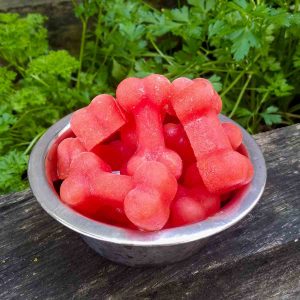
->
xmin=0 ymin=13 xmax=48 ymax=67
xmin=0 ymin=1 xmax=299 ymax=194
xmin=26 ymin=50 xmax=79 ymax=82
xmin=0 ymin=150 xmax=28 ymax=193
xmin=0 ymin=14 xmax=80 ymax=193
xmin=75 ymin=0 xmax=299 ymax=133
xmin=0 ymin=67 xmax=16 ymax=96
xmin=260 ymin=106 xmax=282 ymax=126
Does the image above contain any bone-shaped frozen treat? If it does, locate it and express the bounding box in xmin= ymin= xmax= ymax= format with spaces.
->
xmin=116 ymin=74 xmax=182 ymax=178
xmin=60 ymin=152 xmax=133 ymax=217
xmin=71 ymin=94 xmax=126 ymax=150
xmin=170 ymin=78 xmax=253 ymax=193
xmin=124 ymin=161 xmax=177 ymax=231
xmin=57 ymin=137 xmax=86 ymax=179
xmin=222 ymin=122 xmax=243 ymax=150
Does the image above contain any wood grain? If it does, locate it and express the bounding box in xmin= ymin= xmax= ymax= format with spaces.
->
xmin=1 ymin=124 xmax=300 ymax=299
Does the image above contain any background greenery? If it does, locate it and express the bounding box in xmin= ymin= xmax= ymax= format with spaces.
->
xmin=0 ymin=0 xmax=299 ymax=194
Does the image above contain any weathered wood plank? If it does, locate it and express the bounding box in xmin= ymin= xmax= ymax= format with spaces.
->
xmin=0 ymin=124 xmax=300 ymax=299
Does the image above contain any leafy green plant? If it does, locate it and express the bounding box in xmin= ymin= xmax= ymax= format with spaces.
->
xmin=0 ymin=0 xmax=299 ymax=194
xmin=0 ymin=14 xmax=80 ymax=193
xmin=73 ymin=0 xmax=300 ymax=133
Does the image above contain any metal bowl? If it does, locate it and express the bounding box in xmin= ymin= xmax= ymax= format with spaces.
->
xmin=28 ymin=114 xmax=266 ymax=266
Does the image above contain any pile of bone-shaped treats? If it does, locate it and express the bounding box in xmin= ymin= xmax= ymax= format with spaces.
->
xmin=56 ymin=74 xmax=254 ymax=231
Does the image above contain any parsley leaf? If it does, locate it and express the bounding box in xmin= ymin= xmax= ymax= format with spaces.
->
xmin=260 ymin=106 xmax=282 ymax=126
xmin=0 ymin=150 xmax=28 ymax=193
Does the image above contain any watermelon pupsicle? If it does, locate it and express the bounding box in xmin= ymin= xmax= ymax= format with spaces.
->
xmin=169 ymin=195 xmax=206 ymax=227
xmin=60 ymin=152 xmax=133 ymax=217
xmin=70 ymin=94 xmax=126 ymax=151
xmin=92 ymin=204 xmax=135 ymax=228
xmin=168 ymin=183 xmax=220 ymax=228
xmin=182 ymin=162 xmax=203 ymax=187
xmin=116 ymin=74 xmax=182 ymax=179
xmin=182 ymin=163 xmax=221 ymax=216
xmin=120 ymin=119 xmax=137 ymax=151
xmin=124 ymin=160 xmax=178 ymax=231
xmin=163 ymin=77 xmax=193 ymax=119
xmin=222 ymin=122 xmax=243 ymax=150
xmin=92 ymin=140 xmax=135 ymax=171
xmin=163 ymin=123 xmax=195 ymax=164
xmin=57 ymin=137 xmax=86 ymax=179
xmin=168 ymin=78 xmax=242 ymax=151
xmin=189 ymin=186 xmax=221 ymax=217
xmin=120 ymin=114 xmax=181 ymax=151
xmin=171 ymin=78 xmax=253 ymax=193
xmin=164 ymin=103 xmax=177 ymax=118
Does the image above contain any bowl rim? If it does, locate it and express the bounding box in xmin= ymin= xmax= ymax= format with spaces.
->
xmin=28 ymin=114 xmax=267 ymax=246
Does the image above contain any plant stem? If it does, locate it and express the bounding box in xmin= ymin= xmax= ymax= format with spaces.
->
xmin=220 ymin=69 xmax=247 ymax=98
xmin=252 ymin=91 xmax=270 ymax=126
xmin=201 ymin=60 xmax=235 ymax=66
xmin=256 ymin=91 xmax=270 ymax=114
xmin=77 ymin=19 xmax=87 ymax=89
xmin=11 ymin=107 xmax=60 ymax=129
xmin=143 ymin=52 xmax=174 ymax=59
xmin=101 ymin=25 xmax=118 ymax=66
xmin=91 ymin=5 xmax=102 ymax=71
xmin=281 ymin=112 xmax=300 ymax=119
xmin=169 ymin=62 xmax=197 ymax=78
xmin=15 ymin=142 xmax=32 ymax=147
xmin=30 ymin=74 xmax=50 ymax=88
xmin=223 ymin=72 xmax=229 ymax=91
xmin=287 ymin=68 xmax=300 ymax=77
xmin=200 ymin=68 xmax=240 ymax=74
xmin=24 ymin=130 xmax=45 ymax=155
xmin=142 ymin=1 xmax=160 ymax=12
xmin=229 ymin=74 xmax=252 ymax=118
xmin=15 ymin=64 xmax=26 ymax=77
xmin=149 ymin=38 xmax=174 ymax=65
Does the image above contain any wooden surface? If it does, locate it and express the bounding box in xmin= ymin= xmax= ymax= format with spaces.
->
xmin=1 ymin=124 xmax=300 ymax=299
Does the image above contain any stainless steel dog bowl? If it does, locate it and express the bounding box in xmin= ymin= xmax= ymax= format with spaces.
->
xmin=28 ymin=114 xmax=266 ymax=266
